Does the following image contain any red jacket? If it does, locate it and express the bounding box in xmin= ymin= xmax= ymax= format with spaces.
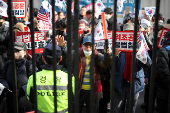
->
xmin=78 ymin=48 xmax=112 ymax=100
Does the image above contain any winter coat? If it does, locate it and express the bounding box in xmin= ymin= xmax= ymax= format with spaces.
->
xmin=106 ymin=16 xmax=121 ymax=31
xmin=156 ymin=38 xmax=170 ymax=90
xmin=0 ymin=58 xmax=33 ymax=112
xmin=61 ymin=47 xmax=112 ymax=100
xmin=115 ymin=52 xmax=151 ymax=94
xmin=0 ymin=24 xmax=9 ymax=75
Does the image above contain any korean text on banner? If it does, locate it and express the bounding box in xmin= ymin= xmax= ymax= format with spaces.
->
xmin=12 ymin=1 xmax=26 ymax=18
xmin=95 ymin=31 xmax=143 ymax=51
xmin=15 ymin=32 xmax=46 ymax=53
xmin=157 ymin=28 xmax=170 ymax=48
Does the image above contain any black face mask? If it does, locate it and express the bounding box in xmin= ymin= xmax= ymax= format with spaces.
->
xmin=84 ymin=30 xmax=89 ymax=34
xmin=56 ymin=30 xmax=64 ymax=36
xmin=0 ymin=22 xmax=3 ymax=27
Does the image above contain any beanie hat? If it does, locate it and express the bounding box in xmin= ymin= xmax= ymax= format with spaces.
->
xmin=123 ymin=23 xmax=134 ymax=31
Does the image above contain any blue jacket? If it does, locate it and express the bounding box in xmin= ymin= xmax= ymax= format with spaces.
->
xmin=115 ymin=52 xmax=151 ymax=94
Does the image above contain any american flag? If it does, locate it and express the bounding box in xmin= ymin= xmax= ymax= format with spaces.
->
xmin=137 ymin=31 xmax=150 ymax=51
xmin=37 ymin=6 xmax=49 ymax=22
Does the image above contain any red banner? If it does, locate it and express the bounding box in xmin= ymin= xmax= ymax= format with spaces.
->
xmin=157 ymin=28 xmax=170 ymax=48
xmin=15 ymin=32 xmax=46 ymax=53
xmin=11 ymin=1 xmax=26 ymax=18
xmin=95 ymin=31 xmax=143 ymax=51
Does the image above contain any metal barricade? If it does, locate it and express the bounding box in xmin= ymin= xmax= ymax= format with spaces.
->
xmin=7 ymin=0 xmax=164 ymax=113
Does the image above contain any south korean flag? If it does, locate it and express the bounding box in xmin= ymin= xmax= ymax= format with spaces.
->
xmin=136 ymin=41 xmax=147 ymax=64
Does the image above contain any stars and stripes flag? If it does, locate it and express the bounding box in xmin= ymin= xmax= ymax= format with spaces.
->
xmin=37 ymin=5 xmax=49 ymax=22
xmin=137 ymin=31 xmax=150 ymax=51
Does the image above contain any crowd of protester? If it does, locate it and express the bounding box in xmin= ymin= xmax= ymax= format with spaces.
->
xmin=0 ymin=5 xmax=169 ymax=113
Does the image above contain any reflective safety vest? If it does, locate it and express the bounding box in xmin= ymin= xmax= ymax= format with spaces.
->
xmin=27 ymin=69 xmax=75 ymax=113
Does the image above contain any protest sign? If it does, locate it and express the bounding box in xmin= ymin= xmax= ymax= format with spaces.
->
xmin=95 ymin=31 xmax=143 ymax=51
xmin=157 ymin=28 xmax=170 ymax=48
xmin=11 ymin=1 xmax=26 ymax=18
xmin=15 ymin=32 xmax=46 ymax=53
xmin=139 ymin=10 xmax=145 ymax=19
xmin=39 ymin=20 xmax=51 ymax=31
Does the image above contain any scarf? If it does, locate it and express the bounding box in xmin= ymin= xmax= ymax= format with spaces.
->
xmin=123 ymin=51 xmax=132 ymax=83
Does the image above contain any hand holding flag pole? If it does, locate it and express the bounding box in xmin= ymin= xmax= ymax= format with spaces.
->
xmin=101 ymin=12 xmax=108 ymax=53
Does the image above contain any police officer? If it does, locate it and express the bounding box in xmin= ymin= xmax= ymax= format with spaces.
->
xmin=27 ymin=43 xmax=75 ymax=113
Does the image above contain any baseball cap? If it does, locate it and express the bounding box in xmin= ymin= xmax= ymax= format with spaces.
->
xmin=82 ymin=35 xmax=93 ymax=45
xmin=43 ymin=43 xmax=62 ymax=59
xmin=14 ymin=42 xmax=27 ymax=51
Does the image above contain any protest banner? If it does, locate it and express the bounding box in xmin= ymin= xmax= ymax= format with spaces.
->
xmin=11 ymin=1 xmax=26 ymax=18
xmin=15 ymin=32 xmax=46 ymax=53
xmin=39 ymin=20 xmax=51 ymax=31
xmin=43 ymin=0 xmax=141 ymax=16
xmin=95 ymin=31 xmax=144 ymax=51
xmin=157 ymin=28 xmax=170 ymax=48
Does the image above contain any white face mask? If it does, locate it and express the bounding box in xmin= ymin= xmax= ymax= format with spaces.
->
xmin=159 ymin=20 xmax=163 ymax=23
xmin=83 ymin=50 xmax=92 ymax=57
xmin=14 ymin=50 xmax=25 ymax=60
xmin=105 ymin=14 xmax=110 ymax=20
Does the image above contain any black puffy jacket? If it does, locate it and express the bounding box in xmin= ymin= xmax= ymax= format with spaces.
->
xmin=0 ymin=58 xmax=33 ymax=112
xmin=0 ymin=58 xmax=33 ymax=90
xmin=0 ymin=24 xmax=9 ymax=75
xmin=156 ymin=38 xmax=170 ymax=90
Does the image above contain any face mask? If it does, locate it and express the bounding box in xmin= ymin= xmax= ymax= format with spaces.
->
xmin=0 ymin=22 xmax=3 ymax=27
xmin=84 ymin=30 xmax=89 ymax=34
xmin=105 ymin=14 xmax=110 ymax=20
xmin=83 ymin=50 xmax=92 ymax=57
xmin=159 ymin=20 xmax=163 ymax=23
xmin=56 ymin=30 xmax=64 ymax=36
xmin=15 ymin=50 xmax=25 ymax=60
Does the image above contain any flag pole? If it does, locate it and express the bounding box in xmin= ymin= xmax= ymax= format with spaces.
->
xmin=101 ymin=12 xmax=108 ymax=53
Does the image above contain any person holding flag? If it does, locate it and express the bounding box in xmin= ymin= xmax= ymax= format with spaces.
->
xmin=112 ymin=23 xmax=151 ymax=113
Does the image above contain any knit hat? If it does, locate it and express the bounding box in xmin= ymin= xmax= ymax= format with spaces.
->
xmin=123 ymin=23 xmax=134 ymax=31
xmin=141 ymin=19 xmax=150 ymax=29
xmin=79 ymin=19 xmax=88 ymax=26
xmin=14 ymin=42 xmax=27 ymax=51
xmin=13 ymin=22 xmax=24 ymax=32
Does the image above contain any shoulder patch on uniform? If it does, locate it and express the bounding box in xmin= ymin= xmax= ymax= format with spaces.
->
xmin=166 ymin=45 xmax=170 ymax=50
